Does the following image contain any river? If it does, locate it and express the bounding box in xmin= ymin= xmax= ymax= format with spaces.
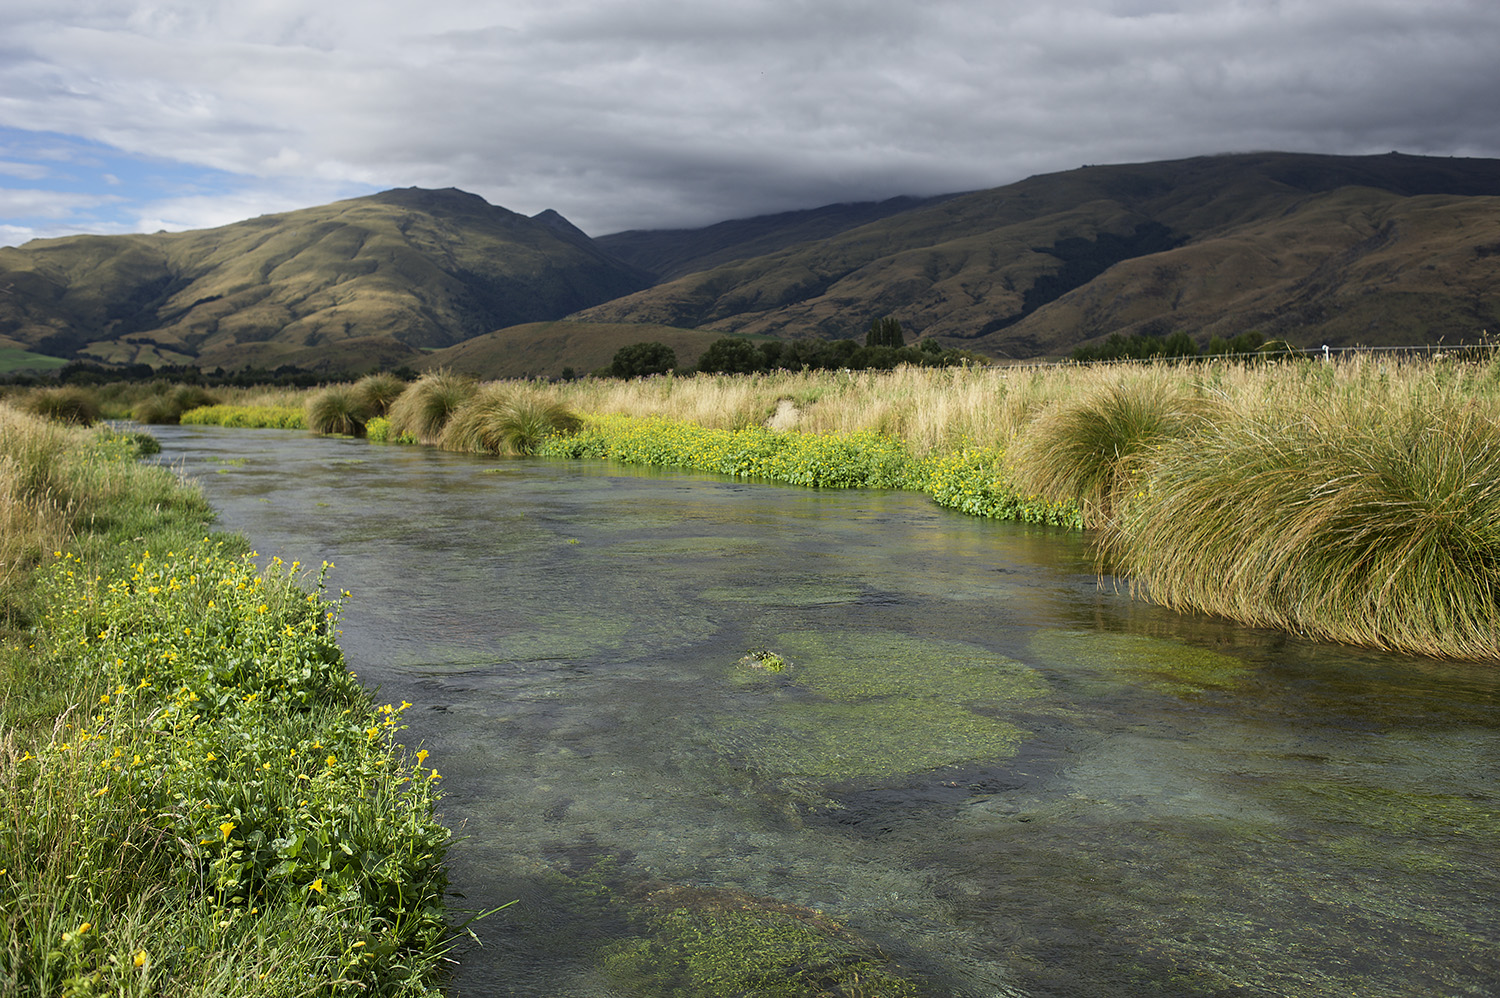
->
xmin=151 ymin=424 xmax=1499 ymax=998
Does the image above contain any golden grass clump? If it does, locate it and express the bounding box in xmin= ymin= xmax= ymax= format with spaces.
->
xmin=1107 ymin=390 xmax=1500 ymax=659
xmin=352 ymin=372 xmax=408 ymax=416
xmin=305 ymin=384 xmax=372 ymax=436
xmin=442 ymin=386 xmax=583 ymax=455
xmin=387 ymin=371 xmax=477 ymax=444
xmin=1008 ymin=370 xmax=1220 ymax=528
xmin=20 ymin=386 xmax=101 ymax=427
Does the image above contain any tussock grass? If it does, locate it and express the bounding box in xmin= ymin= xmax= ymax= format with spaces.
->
xmin=1009 ymin=370 xmax=1220 ymax=528
xmin=352 ymin=372 xmax=408 ymax=416
xmin=130 ymin=385 xmax=219 ymax=425
xmin=305 ymin=383 xmax=372 ymax=436
xmin=20 ymin=386 xmax=102 ymax=426
xmin=442 ymin=386 xmax=582 ymax=455
xmin=1107 ymin=391 xmax=1500 ymax=658
xmin=387 ymin=371 xmax=477 ymax=445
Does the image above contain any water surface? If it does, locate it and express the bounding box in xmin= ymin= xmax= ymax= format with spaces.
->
xmin=153 ymin=425 xmax=1499 ymax=998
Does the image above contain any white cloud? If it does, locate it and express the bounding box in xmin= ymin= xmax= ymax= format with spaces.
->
xmin=0 ymin=0 xmax=1497 ymax=235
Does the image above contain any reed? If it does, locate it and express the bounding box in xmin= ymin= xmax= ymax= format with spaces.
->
xmin=387 ymin=371 xmax=477 ymax=444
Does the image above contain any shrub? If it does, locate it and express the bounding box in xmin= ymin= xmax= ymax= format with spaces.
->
xmin=387 ymin=371 xmax=476 ymax=444
xmin=442 ymin=387 xmax=583 ymax=455
xmin=610 ymin=342 xmax=677 ymax=379
xmin=352 ymin=372 xmax=408 ymax=416
xmin=1009 ymin=373 xmax=1217 ymax=528
xmin=22 ymin=387 xmax=101 ymax=426
xmin=305 ymin=384 xmax=372 ymax=436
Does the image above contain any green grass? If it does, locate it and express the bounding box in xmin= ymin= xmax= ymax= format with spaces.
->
xmin=0 ymin=405 xmax=455 ymax=995
xmin=0 ymin=348 xmax=69 ymax=375
xmin=180 ymin=405 xmax=307 ymax=430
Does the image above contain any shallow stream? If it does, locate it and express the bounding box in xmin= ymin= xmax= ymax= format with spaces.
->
xmin=152 ymin=424 xmax=1498 ymax=998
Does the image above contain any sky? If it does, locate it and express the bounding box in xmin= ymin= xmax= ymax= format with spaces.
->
xmin=2 ymin=0 xmax=1498 ymax=247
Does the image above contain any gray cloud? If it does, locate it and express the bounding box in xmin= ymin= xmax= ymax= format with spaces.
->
xmin=1 ymin=0 xmax=1498 ymax=238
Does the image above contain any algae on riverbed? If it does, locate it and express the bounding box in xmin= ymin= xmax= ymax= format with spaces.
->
xmin=718 ymin=630 xmax=1045 ymax=790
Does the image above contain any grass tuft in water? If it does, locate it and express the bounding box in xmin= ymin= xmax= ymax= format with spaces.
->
xmin=442 ymin=386 xmax=582 ymax=455
xmin=387 ymin=370 xmax=476 ymax=445
xmin=1107 ymin=394 xmax=1500 ymax=659
xmin=305 ymin=383 xmax=373 ymax=436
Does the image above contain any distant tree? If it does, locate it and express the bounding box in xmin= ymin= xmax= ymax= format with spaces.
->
xmin=695 ymin=337 xmax=763 ymax=375
xmin=610 ymin=341 xmax=677 ymax=378
xmin=560 ymin=366 xmax=577 ymax=382
xmin=919 ymin=337 xmax=942 ymax=355
xmin=866 ymin=316 xmax=905 ymax=348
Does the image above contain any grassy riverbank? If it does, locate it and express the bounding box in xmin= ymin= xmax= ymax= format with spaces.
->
xmin=41 ymin=354 xmax=1500 ymax=660
xmin=0 ymin=405 xmax=452 ymax=996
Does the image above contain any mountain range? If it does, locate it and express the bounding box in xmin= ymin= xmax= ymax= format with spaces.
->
xmin=2 ymin=151 xmax=1498 ymax=377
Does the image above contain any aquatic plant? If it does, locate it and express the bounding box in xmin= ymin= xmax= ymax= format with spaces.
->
xmin=305 ymin=383 xmax=372 ymax=436
xmin=179 ymin=404 xmax=307 ymax=429
xmin=603 ymin=891 xmax=920 ymax=997
xmin=442 ymin=386 xmax=583 ymax=455
xmin=21 ymin=386 xmax=101 ymax=427
xmin=387 ymin=370 xmax=476 ymax=444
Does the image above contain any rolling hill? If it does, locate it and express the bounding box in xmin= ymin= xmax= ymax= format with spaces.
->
xmin=574 ymin=152 xmax=1500 ymax=357
xmin=2 ymin=151 xmax=1498 ymax=374
xmin=0 ymin=187 xmax=651 ymax=372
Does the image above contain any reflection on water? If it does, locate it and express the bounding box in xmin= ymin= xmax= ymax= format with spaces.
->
xmin=152 ymin=425 xmax=1500 ymax=998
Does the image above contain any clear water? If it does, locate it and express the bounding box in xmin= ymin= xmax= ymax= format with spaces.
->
xmin=152 ymin=425 xmax=1500 ymax=998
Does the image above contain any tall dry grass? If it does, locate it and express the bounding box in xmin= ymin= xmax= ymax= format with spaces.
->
xmin=0 ymin=406 xmax=73 ymax=626
xmin=387 ymin=371 xmax=477 ymax=444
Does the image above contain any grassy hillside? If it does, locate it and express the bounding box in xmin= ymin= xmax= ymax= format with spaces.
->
xmin=572 ymin=152 xmax=1500 ymax=357
xmin=0 ymin=188 xmax=650 ymax=371
xmin=418 ymin=321 xmax=726 ymax=379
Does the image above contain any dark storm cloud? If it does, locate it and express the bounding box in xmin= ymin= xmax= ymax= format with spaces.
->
xmin=1 ymin=0 xmax=1497 ymax=240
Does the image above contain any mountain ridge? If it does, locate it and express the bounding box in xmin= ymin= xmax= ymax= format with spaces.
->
xmin=3 ymin=151 xmax=1498 ymax=375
